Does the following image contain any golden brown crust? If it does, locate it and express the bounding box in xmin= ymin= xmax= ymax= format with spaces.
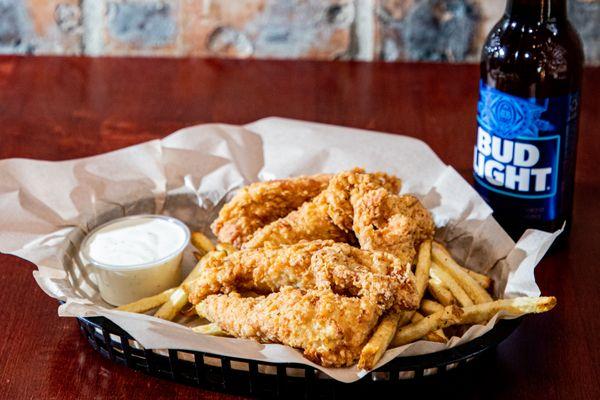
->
xmin=353 ymin=189 xmax=435 ymax=263
xmin=399 ymin=194 xmax=436 ymax=243
xmin=311 ymin=243 xmax=419 ymax=311
xmin=193 ymin=168 xmax=436 ymax=368
xmin=211 ymin=174 xmax=331 ymax=248
xmin=242 ymin=191 xmax=352 ymax=249
xmin=324 ymin=168 xmax=402 ymax=232
xmin=184 ymin=240 xmax=333 ymax=304
xmin=198 ymin=288 xmax=383 ymax=367
xmin=185 ymin=241 xmax=418 ymax=312
xmin=242 ymin=169 xmax=401 ymax=249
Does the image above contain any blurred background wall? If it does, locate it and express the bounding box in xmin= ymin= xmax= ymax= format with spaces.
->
xmin=0 ymin=0 xmax=597 ymax=63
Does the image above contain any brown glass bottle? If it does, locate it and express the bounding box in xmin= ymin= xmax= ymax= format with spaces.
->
xmin=473 ymin=0 xmax=584 ymax=241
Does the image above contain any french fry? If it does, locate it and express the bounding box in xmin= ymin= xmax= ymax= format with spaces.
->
xmin=192 ymin=323 xmax=229 ymax=336
xmin=115 ymin=288 xmax=176 ymax=313
xmin=459 ymin=296 xmax=557 ymax=325
xmin=154 ymin=288 xmax=190 ymax=321
xmin=411 ymin=312 xmax=447 ymax=343
xmin=420 ymin=299 xmax=444 ymax=315
xmin=191 ymin=231 xmax=216 ymax=253
xmin=358 ymin=312 xmax=401 ymax=370
xmin=396 ymin=241 xmax=433 ymax=329
xmin=414 ymin=240 xmax=432 ymax=298
xmin=392 ymin=296 xmax=557 ymax=347
xmin=154 ymin=255 xmax=210 ymax=320
xmin=392 ymin=306 xmax=460 ymax=346
xmin=432 ymin=242 xmax=493 ymax=304
xmin=427 ymin=279 xmax=455 ymax=306
xmin=434 ymin=329 xmax=448 ymax=342
xmin=433 ymin=243 xmax=492 ymax=289
xmin=216 ymin=242 xmax=236 ymax=254
xmin=193 ymin=251 xmax=204 ymax=261
xmin=430 ymin=263 xmax=474 ymax=307
xmin=396 ymin=311 xmax=413 ymax=328
xmin=462 ymin=267 xmax=492 ymax=290
xmin=357 ymin=241 xmax=435 ymax=370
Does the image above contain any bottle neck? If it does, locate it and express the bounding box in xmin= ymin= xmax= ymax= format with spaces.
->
xmin=505 ymin=0 xmax=567 ymax=22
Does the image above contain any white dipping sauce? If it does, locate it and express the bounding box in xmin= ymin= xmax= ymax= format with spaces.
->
xmin=80 ymin=215 xmax=190 ymax=306
xmin=87 ymin=217 xmax=187 ymax=267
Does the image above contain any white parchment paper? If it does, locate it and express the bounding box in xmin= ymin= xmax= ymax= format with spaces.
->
xmin=0 ymin=117 xmax=560 ymax=382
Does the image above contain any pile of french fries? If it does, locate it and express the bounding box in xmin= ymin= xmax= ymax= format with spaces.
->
xmin=357 ymin=241 xmax=556 ymax=369
xmin=116 ymin=233 xmax=556 ymax=371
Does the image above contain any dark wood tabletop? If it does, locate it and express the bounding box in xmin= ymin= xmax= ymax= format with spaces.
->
xmin=0 ymin=56 xmax=598 ymax=400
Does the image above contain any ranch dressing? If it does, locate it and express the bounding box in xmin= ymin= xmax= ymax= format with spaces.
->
xmin=80 ymin=215 xmax=190 ymax=306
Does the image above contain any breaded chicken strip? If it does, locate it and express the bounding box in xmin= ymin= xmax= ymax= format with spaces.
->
xmin=185 ymin=241 xmax=418 ymax=311
xmin=324 ymin=168 xmax=402 ymax=232
xmin=311 ymin=243 xmax=418 ymax=311
xmin=353 ymin=188 xmax=435 ymax=263
xmin=197 ymin=288 xmax=383 ymax=367
xmin=242 ymin=191 xmax=352 ymax=249
xmin=184 ymin=240 xmax=332 ymax=304
xmin=211 ymin=174 xmax=331 ymax=248
xmin=242 ymin=169 xmax=400 ymax=249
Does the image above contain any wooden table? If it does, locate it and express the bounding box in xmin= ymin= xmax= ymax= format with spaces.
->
xmin=0 ymin=56 xmax=598 ymax=400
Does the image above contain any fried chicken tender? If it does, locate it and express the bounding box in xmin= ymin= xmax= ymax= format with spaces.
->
xmin=185 ymin=241 xmax=418 ymax=311
xmin=312 ymin=243 xmax=418 ymax=311
xmin=242 ymin=169 xmax=400 ymax=249
xmin=197 ymin=288 xmax=383 ymax=367
xmin=211 ymin=174 xmax=331 ymax=248
xmin=242 ymin=191 xmax=352 ymax=249
xmin=324 ymin=168 xmax=402 ymax=232
xmin=184 ymin=240 xmax=332 ymax=304
xmin=353 ymin=188 xmax=435 ymax=263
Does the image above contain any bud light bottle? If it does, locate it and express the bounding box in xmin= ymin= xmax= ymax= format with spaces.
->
xmin=473 ymin=0 xmax=583 ymax=241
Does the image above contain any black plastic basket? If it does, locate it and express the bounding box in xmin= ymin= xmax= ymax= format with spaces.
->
xmin=76 ymin=315 xmax=520 ymax=398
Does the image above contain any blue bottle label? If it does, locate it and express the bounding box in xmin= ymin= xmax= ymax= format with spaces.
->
xmin=474 ymin=82 xmax=579 ymax=212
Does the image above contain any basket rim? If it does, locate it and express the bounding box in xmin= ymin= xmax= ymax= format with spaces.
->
xmin=77 ymin=313 xmax=521 ymax=373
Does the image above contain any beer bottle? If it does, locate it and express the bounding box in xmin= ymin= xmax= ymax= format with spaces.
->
xmin=473 ymin=0 xmax=583 ymax=241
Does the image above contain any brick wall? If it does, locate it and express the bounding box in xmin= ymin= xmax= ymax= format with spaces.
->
xmin=0 ymin=0 xmax=598 ymax=63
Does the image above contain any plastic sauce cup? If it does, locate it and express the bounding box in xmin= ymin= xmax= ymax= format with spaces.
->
xmin=79 ymin=215 xmax=190 ymax=306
